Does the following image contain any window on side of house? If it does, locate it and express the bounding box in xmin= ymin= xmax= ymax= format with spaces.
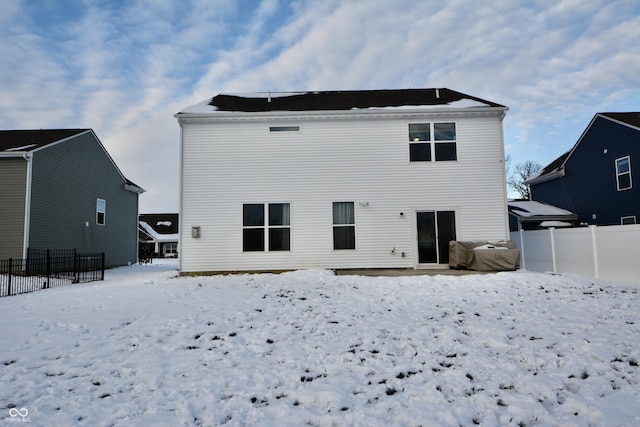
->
xmin=268 ymin=203 xmax=291 ymax=251
xmin=243 ymin=203 xmax=291 ymax=252
xmin=332 ymin=202 xmax=355 ymax=250
xmin=616 ymin=156 xmax=632 ymax=191
xmin=409 ymin=122 xmax=457 ymax=162
xmin=96 ymin=198 xmax=106 ymax=225
xmin=621 ymin=216 xmax=636 ymax=225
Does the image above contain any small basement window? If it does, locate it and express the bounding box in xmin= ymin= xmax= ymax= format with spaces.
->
xmin=269 ymin=126 xmax=300 ymax=132
xmin=621 ymin=216 xmax=636 ymax=225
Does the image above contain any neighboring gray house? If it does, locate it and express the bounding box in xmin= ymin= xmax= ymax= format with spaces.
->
xmin=0 ymin=129 xmax=144 ymax=266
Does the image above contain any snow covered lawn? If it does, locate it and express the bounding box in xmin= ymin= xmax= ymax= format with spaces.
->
xmin=1 ymin=261 xmax=638 ymax=426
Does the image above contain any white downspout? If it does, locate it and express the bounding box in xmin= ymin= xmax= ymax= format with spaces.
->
xmin=22 ymin=152 xmax=33 ymax=259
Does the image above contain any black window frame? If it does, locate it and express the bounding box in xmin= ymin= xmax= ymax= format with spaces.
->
xmin=242 ymin=203 xmax=291 ymax=252
xmin=409 ymin=122 xmax=457 ymax=162
xmin=332 ymin=201 xmax=356 ymax=250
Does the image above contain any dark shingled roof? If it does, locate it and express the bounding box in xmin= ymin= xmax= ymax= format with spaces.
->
xmin=0 ymin=129 xmax=88 ymax=151
xmin=529 ymin=112 xmax=640 ymax=184
xmin=600 ymin=112 xmax=640 ymax=129
xmin=208 ymin=88 xmax=505 ymax=112
xmin=139 ymin=214 xmax=179 ymax=235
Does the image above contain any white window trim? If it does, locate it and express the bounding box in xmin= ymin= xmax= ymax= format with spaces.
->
xmin=615 ymin=156 xmax=632 ymax=191
xmin=96 ymin=198 xmax=106 ymax=226
xmin=621 ymin=216 xmax=636 ymax=225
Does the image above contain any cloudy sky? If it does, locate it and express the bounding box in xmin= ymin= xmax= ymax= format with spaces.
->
xmin=1 ymin=0 xmax=639 ymax=212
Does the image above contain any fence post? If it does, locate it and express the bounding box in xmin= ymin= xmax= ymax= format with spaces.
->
xmin=100 ymin=253 xmax=105 ymax=281
xmin=549 ymin=227 xmax=557 ymax=273
xmin=590 ymin=225 xmax=599 ymax=279
xmin=44 ymin=249 xmax=51 ymax=289
xmin=7 ymin=258 xmax=12 ymax=296
xmin=518 ymin=229 xmax=526 ymax=270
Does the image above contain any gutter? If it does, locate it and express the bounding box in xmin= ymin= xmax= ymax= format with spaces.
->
xmin=174 ymin=106 xmax=509 ymax=123
xmin=22 ymin=152 xmax=33 ymax=259
xmin=524 ymin=167 xmax=565 ymax=186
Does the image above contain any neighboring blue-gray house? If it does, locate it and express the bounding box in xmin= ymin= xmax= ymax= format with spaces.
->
xmin=0 ymin=129 xmax=144 ymax=266
xmin=526 ymin=112 xmax=640 ymax=226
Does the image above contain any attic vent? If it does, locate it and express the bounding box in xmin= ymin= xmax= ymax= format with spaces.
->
xmin=269 ymin=126 xmax=300 ymax=132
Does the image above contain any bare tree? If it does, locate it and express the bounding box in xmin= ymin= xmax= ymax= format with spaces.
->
xmin=507 ymin=160 xmax=542 ymax=199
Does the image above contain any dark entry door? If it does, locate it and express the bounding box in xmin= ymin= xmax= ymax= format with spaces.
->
xmin=417 ymin=211 xmax=456 ymax=264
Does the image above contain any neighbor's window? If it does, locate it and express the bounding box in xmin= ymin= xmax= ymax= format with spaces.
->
xmin=164 ymin=242 xmax=178 ymax=256
xmin=621 ymin=216 xmax=636 ymax=225
xmin=616 ymin=156 xmax=632 ymax=191
xmin=96 ymin=198 xmax=106 ymax=225
xmin=333 ymin=202 xmax=355 ymax=250
xmin=243 ymin=203 xmax=290 ymax=252
xmin=409 ymin=122 xmax=457 ymax=162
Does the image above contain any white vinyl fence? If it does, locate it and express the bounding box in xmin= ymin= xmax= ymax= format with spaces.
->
xmin=510 ymin=224 xmax=640 ymax=286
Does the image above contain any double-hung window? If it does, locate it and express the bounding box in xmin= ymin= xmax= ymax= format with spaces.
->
xmin=615 ymin=156 xmax=632 ymax=191
xmin=333 ymin=202 xmax=355 ymax=250
xmin=409 ymin=122 xmax=457 ymax=162
xmin=96 ymin=198 xmax=106 ymax=225
xmin=243 ymin=203 xmax=290 ymax=252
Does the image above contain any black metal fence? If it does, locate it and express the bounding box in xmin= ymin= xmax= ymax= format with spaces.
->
xmin=0 ymin=250 xmax=105 ymax=297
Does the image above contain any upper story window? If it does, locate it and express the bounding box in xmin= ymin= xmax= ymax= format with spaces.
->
xmin=615 ymin=156 xmax=632 ymax=191
xmin=409 ymin=122 xmax=457 ymax=162
xmin=96 ymin=198 xmax=106 ymax=225
xmin=332 ymin=202 xmax=355 ymax=250
xmin=243 ymin=203 xmax=291 ymax=252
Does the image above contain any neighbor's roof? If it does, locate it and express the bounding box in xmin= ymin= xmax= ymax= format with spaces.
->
xmin=0 ymin=128 xmax=144 ymax=193
xmin=600 ymin=112 xmax=640 ymax=129
xmin=0 ymin=129 xmax=88 ymax=152
xmin=139 ymin=222 xmax=178 ymax=243
xmin=139 ymin=214 xmax=179 ymax=235
xmin=525 ymin=112 xmax=640 ymax=185
xmin=178 ymin=88 xmax=507 ymax=115
xmin=508 ymin=200 xmax=577 ymax=220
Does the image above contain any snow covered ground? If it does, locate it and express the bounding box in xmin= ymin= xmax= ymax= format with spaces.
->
xmin=1 ymin=260 xmax=638 ymax=427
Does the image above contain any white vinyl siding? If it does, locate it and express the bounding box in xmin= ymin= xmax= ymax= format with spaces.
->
xmin=179 ymin=111 xmax=508 ymax=273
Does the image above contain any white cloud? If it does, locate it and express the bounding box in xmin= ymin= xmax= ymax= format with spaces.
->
xmin=0 ymin=0 xmax=638 ymax=211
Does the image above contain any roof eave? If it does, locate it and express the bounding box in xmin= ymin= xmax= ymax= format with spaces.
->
xmin=0 ymin=151 xmax=31 ymax=159
xmin=525 ymin=167 xmax=565 ymax=185
xmin=175 ymin=106 xmax=508 ymax=122
xmin=125 ymin=183 xmax=145 ymax=194
xmin=509 ymin=213 xmax=578 ymax=221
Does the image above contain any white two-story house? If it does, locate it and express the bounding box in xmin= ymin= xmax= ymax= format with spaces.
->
xmin=175 ymin=88 xmax=509 ymax=274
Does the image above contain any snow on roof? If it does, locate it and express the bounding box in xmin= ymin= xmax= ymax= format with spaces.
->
xmin=177 ymin=88 xmax=506 ymax=115
xmin=508 ymin=201 xmax=576 ymax=218
xmin=139 ymin=221 xmax=178 ymax=242
xmin=539 ymin=221 xmax=573 ymax=228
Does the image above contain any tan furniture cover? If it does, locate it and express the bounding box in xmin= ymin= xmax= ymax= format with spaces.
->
xmin=449 ymin=241 xmax=520 ymax=271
